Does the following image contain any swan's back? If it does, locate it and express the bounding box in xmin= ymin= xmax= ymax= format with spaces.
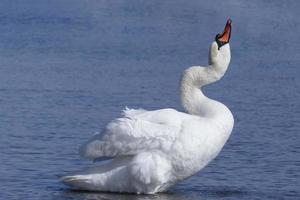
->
xmin=80 ymin=108 xmax=192 ymax=160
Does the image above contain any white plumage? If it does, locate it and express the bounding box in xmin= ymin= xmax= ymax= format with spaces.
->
xmin=80 ymin=108 xmax=188 ymax=159
xmin=61 ymin=20 xmax=234 ymax=194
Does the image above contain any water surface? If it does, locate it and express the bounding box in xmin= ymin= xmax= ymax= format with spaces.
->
xmin=0 ymin=0 xmax=299 ymax=199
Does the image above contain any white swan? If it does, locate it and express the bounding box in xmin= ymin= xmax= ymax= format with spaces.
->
xmin=61 ymin=19 xmax=234 ymax=194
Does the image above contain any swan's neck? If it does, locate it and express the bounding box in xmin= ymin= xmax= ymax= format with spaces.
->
xmin=180 ymin=64 xmax=228 ymax=117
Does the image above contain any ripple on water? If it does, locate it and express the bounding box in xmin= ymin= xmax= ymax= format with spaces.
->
xmin=0 ymin=0 xmax=300 ymax=200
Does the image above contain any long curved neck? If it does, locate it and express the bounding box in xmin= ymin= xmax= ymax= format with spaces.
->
xmin=180 ymin=58 xmax=230 ymax=117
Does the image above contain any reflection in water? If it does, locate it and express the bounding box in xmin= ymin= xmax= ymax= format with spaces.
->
xmin=58 ymin=185 xmax=248 ymax=200
xmin=60 ymin=190 xmax=194 ymax=200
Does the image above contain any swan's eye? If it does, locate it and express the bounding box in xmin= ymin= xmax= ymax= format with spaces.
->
xmin=215 ymin=19 xmax=232 ymax=49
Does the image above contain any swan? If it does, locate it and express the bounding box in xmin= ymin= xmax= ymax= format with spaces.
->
xmin=61 ymin=19 xmax=234 ymax=194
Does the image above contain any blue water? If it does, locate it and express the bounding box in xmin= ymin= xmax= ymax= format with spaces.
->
xmin=0 ymin=0 xmax=299 ymax=199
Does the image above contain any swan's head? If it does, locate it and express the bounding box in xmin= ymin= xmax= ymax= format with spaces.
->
xmin=209 ymin=19 xmax=232 ymax=70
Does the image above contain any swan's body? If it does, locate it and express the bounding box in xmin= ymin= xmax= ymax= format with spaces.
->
xmin=61 ymin=20 xmax=234 ymax=194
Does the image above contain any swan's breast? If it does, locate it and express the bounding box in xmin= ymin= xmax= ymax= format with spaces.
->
xmin=170 ymin=110 xmax=233 ymax=178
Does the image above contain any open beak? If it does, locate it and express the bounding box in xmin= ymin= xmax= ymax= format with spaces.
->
xmin=216 ymin=19 xmax=232 ymax=49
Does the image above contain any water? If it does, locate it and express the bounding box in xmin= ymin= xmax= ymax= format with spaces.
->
xmin=0 ymin=0 xmax=299 ymax=199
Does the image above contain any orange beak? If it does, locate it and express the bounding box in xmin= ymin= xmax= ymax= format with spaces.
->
xmin=216 ymin=19 xmax=232 ymax=49
xmin=219 ymin=19 xmax=232 ymax=43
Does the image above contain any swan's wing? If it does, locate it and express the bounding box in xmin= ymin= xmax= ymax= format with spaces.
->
xmin=80 ymin=108 xmax=186 ymax=160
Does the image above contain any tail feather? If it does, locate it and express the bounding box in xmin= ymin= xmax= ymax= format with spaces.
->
xmin=60 ymin=158 xmax=132 ymax=192
xmin=60 ymin=175 xmax=94 ymax=190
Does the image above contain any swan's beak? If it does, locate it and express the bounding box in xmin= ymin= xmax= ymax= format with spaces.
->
xmin=215 ymin=19 xmax=232 ymax=49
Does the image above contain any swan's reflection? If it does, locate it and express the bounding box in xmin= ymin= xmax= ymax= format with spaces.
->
xmin=60 ymin=190 xmax=195 ymax=200
xmin=59 ymin=185 xmax=247 ymax=200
